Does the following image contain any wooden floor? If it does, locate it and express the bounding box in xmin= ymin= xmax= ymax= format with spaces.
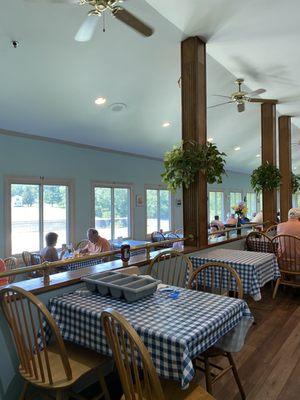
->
xmin=210 ymin=285 xmax=300 ymax=400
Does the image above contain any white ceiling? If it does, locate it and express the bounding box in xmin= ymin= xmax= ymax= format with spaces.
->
xmin=1 ymin=0 xmax=299 ymax=173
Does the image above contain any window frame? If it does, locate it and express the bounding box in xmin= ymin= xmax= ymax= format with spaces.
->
xmin=145 ymin=185 xmax=173 ymax=236
xmin=208 ymin=190 xmax=225 ymax=222
xmin=91 ymin=181 xmax=133 ymax=241
xmin=5 ymin=175 xmax=75 ymax=257
xmin=246 ymin=192 xmax=258 ymax=218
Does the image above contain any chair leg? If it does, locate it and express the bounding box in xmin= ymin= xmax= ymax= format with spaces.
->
xmin=272 ymin=278 xmax=281 ymax=299
xmin=98 ymin=372 xmax=111 ymax=400
xmin=204 ymin=355 xmax=213 ymax=395
xmin=56 ymin=390 xmax=64 ymax=400
xmin=19 ymin=382 xmax=29 ymax=400
xmin=227 ymin=353 xmax=246 ymax=400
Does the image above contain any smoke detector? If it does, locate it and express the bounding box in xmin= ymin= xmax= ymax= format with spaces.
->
xmin=109 ymin=103 xmax=127 ymax=112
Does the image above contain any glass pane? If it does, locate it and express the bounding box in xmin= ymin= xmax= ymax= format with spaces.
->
xmin=114 ymin=188 xmax=130 ymax=239
xmin=147 ymin=190 xmax=158 ymax=234
xmin=246 ymin=192 xmax=257 ymax=218
xmin=94 ymin=187 xmax=112 ymax=240
xmin=230 ymin=192 xmax=242 ymax=210
xmin=159 ymin=190 xmax=171 ymax=231
xmin=209 ymin=192 xmax=224 ymax=222
xmin=11 ymin=184 xmax=40 ymax=253
xmin=43 ymin=185 xmax=68 ymax=248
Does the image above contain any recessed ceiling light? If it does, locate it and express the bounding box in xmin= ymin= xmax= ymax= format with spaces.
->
xmin=234 ymin=146 xmax=241 ymax=151
xmin=162 ymin=122 xmax=171 ymax=127
xmin=293 ymin=166 xmax=297 ymax=170
xmin=207 ymin=137 xmax=214 ymax=143
xmin=95 ymin=97 xmax=107 ymax=105
xmin=256 ymin=154 xmax=261 ymax=158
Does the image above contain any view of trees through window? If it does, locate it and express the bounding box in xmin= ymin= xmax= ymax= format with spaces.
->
xmin=146 ymin=189 xmax=171 ymax=234
xmin=246 ymin=192 xmax=257 ymax=218
xmin=11 ymin=183 xmax=68 ymax=254
xmin=94 ymin=186 xmax=130 ymax=240
xmin=209 ymin=192 xmax=224 ymax=222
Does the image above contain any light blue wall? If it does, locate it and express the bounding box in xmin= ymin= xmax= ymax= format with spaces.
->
xmin=0 ymin=131 xmax=183 ymax=258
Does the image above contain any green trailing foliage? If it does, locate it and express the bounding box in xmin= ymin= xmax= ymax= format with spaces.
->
xmin=161 ymin=140 xmax=227 ymax=191
xmin=291 ymin=172 xmax=300 ymax=194
xmin=250 ymin=162 xmax=281 ymax=193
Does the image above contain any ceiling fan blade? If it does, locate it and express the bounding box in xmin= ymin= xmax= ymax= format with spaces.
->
xmin=112 ymin=7 xmax=153 ymax=37
xmin=237 ymin=103 xmax=245 ymax=112
xmin=249 ymin=98 xmax=278 ymax=104
xmin=208 ymin=101 xmax=234 ymax=109
xmin=247 ymin=88 xmax=266 ymax=97
xmin=75 ymin=15 xmax=99 ymax=42
xmin=24 ymin=0 xmax=80 ymax=3
xmin=212 ymin=94 xmax=232 ymax=99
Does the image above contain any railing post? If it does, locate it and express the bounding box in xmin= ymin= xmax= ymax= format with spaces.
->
xmin=43 ymin=262 xmax=50 ymax=286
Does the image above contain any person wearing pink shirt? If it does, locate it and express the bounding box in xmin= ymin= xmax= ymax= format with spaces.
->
xmin=80 ymin=228 xmax=111 ymax=255
xmin=277 ymin=208 xmax=300 ymax=259
xmin=0 ymin=259 xmax=8 ymax=287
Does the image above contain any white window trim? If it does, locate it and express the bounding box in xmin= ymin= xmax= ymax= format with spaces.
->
xmin=208 ymin=190 xmax=225 ymax=222
xmin=145 ymin=185 xmax=173 ymax=238
xmin=91 ymin=181 xmax=134 ymax=240
xmin=4 ymin=175 xmax=75 ymax=257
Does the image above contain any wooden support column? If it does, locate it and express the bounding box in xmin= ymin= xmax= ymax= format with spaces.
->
xmin=261 ymin=103 xmax=277 ymax=225
xmin=279 ymin=115 xmax=292 ymax=222
xmin=181 ymin=37 xmax=207 ymax=248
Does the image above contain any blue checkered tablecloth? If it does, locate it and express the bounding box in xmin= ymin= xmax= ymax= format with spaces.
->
xmin=190 ymin=249 xmax=281 ymax=301
xmin=47 ymin=287 xmax=252 ymax=388
xmin=57 ymin=258 xmax=103 ymax=272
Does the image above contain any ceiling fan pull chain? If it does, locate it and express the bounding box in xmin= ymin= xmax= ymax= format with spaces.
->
xmin=103 ymin=12 xmax=106 ymax=33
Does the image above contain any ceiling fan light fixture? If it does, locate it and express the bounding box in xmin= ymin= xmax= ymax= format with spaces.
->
xmin=162 ymin=122 xmax=171 ymax=128
xmin=95 ymin=97 xmax=107 ymax=105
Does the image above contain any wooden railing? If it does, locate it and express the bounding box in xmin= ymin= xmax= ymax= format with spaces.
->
xmin=207 ymin=221 xmax=270 ymax=242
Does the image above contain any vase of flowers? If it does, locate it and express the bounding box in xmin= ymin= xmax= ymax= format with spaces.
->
xmin=232 ymin=202 xmax=248 ymax=235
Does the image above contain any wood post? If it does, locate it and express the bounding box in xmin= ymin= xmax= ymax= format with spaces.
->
xmin=279 ymin=116 xmax=292 ymax=222
xmin=261 ymin=103 xmax=277 ymax=225
xmin=181 ymin=37 xmax=207 ymax=248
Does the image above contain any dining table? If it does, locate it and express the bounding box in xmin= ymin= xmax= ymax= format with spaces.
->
xmin=189 ymin=248 xmax=281 ymax=301
xmin=45 ymin=285 xmax=253 ymax=389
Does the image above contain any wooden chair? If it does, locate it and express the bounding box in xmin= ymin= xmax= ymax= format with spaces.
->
xmin=101 ymin=309 xmax=214 ymax=400
xmin=272 ymin=234 xmax=300 ymax=299
xmin=75 ymin=240 xmax=89 ymax=251
xmin=22 ymin=251 xmax=32 ymax=266
xmin=151 ymin=231 xmax=165 ymax=242
xmin=164 ymin=232 xmax=179 ymax=240
xmin=174 ymin=228 xmax=184 ymax=236
xmin=246 ymin=231 xmax=273 ymax=253
xmin=265 ymin=224 xmax=277 ymax=237
xmin=3 ymin=257 xmax=18 ymax=284
xmin=188 ymin=262 xmax=245 ymax=399
xmin=0 ymin=286 xmax=111 ymax=400
xmin=147 ymin=250 xmax=193 ymax=288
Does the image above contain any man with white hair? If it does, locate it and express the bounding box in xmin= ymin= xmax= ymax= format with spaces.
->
xmin=277 ymin=208 xmax=300 ymax=237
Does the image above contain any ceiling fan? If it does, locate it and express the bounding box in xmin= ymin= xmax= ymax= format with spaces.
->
xmin=209 ymin=78 xmax=277 ymax=113
xmin=38 ymin=0 xmax=153 ymax=42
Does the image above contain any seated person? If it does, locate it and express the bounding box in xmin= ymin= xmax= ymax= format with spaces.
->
xmin=240 ymin=215 xmax=250 ymax=224
xmin=277 ymin=208 xmax=300 ymax=260
xmin=80 ymin=228 xmax=111 ymax=255
xmin=210 ymin=215 xmax=224 ymax=230
xmin=41 ymin=232 xmax=65 ymax=262
xmin=252 ymin=211 xmax=263 ymax=223
xmin=226 ymin=214 xmax=237 ymax=226
xmin=0 ymin=259 xmax=8 ymax=286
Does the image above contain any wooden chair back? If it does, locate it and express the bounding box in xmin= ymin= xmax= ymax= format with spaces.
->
xmin=174 ymin=228 xmax=183 ymax=236
xmin=272 ymin=234 xmax=300 ymax=275
xmin=147 ymin=250 xmax=193 ymax=287
xmin=265 ymin=224 xmax=277 ymax=237
xmin=75 ymin=239 xmax=89 ymax=251
xmin=3 ymin=257 xmax=18 ymax=284
xmin=164 ymin=232 xmax=179 ymax=240
xmin=0 ymin=286 xmax=72 ymax=386
xmin=151 ymin=231 xmax=165 ymax=243
xmin=246 ymin=231 xmax=272 ymax=253
xmin=187 ymin=261 xmax=244 ymax=299
xmin=22 ymin=251 xmax=32 ymax=266
xmin=102 ymin=309 xmax=165 ymax=400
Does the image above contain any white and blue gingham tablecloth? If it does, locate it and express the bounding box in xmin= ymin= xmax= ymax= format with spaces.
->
xmin=190 ymin=249 xmax=281 ymax=301
xmin=57 ymin=258 xmax=103 ymax=272
xmin=47 ymin=287 xmax=253 ymax=388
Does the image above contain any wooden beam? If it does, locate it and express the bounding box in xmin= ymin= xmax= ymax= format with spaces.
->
xmin=261 ymin=103 xmax=277 ymax=225
xmin=181 ymin=37 xmax=207 ymax=248
xmin=279 ymin=115 xmax=292 ymax=222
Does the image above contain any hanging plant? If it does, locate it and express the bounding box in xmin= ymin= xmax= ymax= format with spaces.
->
xmin=161 ymin=140 xmax=226 ymax=191
xmin=291 ymin=172 xmax=300 ymax=194
xmin=250 ymin=162 xmax=281 ymax=193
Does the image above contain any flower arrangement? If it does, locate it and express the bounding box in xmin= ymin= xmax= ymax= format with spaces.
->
xmin=232 ymin=201 xmax=248 ymax=217
xmin=161 ymin=140 xmax=226 ymax=191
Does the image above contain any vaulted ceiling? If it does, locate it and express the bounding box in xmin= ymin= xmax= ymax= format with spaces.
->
xmin=1 ymin=0 xmax=299 ymax=173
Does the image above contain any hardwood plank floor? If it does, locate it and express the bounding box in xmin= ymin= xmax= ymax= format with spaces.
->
xmin=209 ymin=285 xmax=300 ymax=400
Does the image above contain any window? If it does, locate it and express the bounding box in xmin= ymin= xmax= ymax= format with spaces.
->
xmin=8 ymin=178 xmax=72 ymax=255
xmin=230 ymin=192 xmax=242 ymax=211
xmin=246 ymin=192 xmax=257 ymax=218
xmin=293 ymin=193 xmax=300 ymax=208
xmin=94 ymin=185 xmax=131 ymax=240
xmin=146 ymin=188 xmax=171 ymax=234
xmin=209 ymin=191 xmax=224 ymax=222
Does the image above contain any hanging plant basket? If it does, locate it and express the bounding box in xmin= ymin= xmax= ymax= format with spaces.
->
xmin=250 ymin=162 xmax=281 ymax=193
xmin=161 ymin=140 xmax=226 ymax=191
xmin=292 ymin=172 xmax=300 ymax=194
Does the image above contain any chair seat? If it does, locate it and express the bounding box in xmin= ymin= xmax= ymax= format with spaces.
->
xmin=161 ymin=379 xmax=215 ymax=399
xmin=20 ymin=341 xmax=111 ymax=389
